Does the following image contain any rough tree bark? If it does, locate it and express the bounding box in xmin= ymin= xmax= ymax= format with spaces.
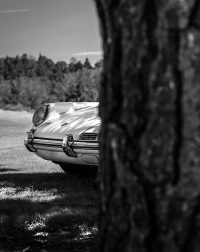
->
xmin=94 ymin=0 xmax=200 ymax=251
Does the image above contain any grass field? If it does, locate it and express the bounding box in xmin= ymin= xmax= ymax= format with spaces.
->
xmin=0 ymin=109 xmax=61 ymax=173
xmin=0 ymin=110 xmax=98 ymax=252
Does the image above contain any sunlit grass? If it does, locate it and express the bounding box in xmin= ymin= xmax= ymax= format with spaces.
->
xmin=0 ymin=109 xmax=61 ymax=174
xmin=0 ymin=186 xmax=62 ymax=202
xmin=0 ymin=181 xmax=98 ymax=251
xmin=24 ymin=215 xmax=46 ymax=231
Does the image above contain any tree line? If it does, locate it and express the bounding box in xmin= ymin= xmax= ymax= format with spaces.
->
xmin=0 ymin=54 xmax=102 ymax=110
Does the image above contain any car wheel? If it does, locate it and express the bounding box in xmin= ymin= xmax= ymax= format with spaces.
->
xmin=59 ymin=163 xmax=97 ymax=175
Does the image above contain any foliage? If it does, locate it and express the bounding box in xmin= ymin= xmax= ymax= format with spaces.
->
xmin=0 ymin=54 xmax=102 ymax=110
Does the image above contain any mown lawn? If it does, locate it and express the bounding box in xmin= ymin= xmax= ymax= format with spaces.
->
xmin=0 ymin=110 xmax=98 ymax=252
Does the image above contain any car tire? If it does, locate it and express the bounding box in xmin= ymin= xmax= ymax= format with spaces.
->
xmin=59 ymin=163 xmax=97 ymax=175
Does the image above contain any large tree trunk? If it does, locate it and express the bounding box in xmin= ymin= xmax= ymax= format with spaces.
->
xmin=94 ymin=1 xmax=200 ymax=251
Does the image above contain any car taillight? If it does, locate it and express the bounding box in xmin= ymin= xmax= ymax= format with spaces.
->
xmin=32 ymin=104 xmax=49 ymax=126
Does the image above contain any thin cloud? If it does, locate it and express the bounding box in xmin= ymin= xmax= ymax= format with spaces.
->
xmin=73 ymin=51 xmax=102 ymax=57
xmin=0 ymin=9 xmax=31 ymax=14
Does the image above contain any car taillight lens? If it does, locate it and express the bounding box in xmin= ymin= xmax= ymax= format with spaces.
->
xmin=32 ymin=104 xmax=49 ymax=126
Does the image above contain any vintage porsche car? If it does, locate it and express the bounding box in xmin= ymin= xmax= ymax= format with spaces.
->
xmin=24 ymin=102 xmax=100 ymax=173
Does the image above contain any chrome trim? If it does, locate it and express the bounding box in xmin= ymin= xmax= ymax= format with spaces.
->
xmin=32 ymin=138 xmax=63 ymax=147
xmin=70 ymin=141 xmax=99 ymax=150
xmin=62 ymin=134 xmax=99 ymax=157
xmin=24 ymin=132 xmax=36 ymax=152
xmin=62 ymin=134 xmax=78 ymax=157
xmin=79 ymin=132 xmax=98 ymax=141
xmin=25 ymin=133 xmax=100 ymax=156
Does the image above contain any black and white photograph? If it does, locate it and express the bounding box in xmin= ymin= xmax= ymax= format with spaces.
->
xmin=0 ymin=0 xmax=200 ymax=251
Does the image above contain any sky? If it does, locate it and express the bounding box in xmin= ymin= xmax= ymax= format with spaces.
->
xmin=0 ymin=0 xmax=102 ymax=64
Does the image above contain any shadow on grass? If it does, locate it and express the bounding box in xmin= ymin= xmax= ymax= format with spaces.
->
xmin=0 ymin=168 xmax=18 ymax=172
xmin=0 ymin=172 xmax=98 ymax=252
xmin=0 ymin=163 xmax=19 ymax=173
